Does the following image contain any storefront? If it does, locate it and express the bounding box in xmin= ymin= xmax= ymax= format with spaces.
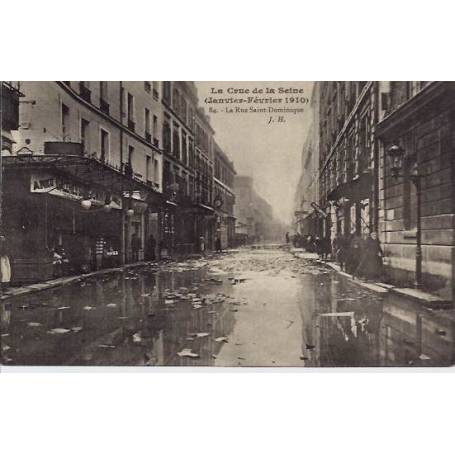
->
xmin=2 ymin=154 xmax=163 ymax=284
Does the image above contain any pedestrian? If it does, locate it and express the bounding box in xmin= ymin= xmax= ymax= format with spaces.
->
xmin=347 ymin=232 xmax=362 ymax=276
xmin=145 ymin=234 xmax=156 ymax=261
xmin=131 ymin=232 xmax=141 ymax=262
xmin=336 ymin=234 xmax=349 ymax=271
xmin=285 ymin=231 xmax=290 ymax=244
xmin=314 ymin=236 xmax=322 ymax=257
xmin=199 ymin=235 xmax=205 ymax=255
xmin=215 ymin=236 xmax=222 ymax=253
xmin=358 ymin=232 xmax=384 ymax=280
xmin=0 ymin=235 xmax=12 ymax=293
xmin=322 ymin=236 xmax=332 ymax=260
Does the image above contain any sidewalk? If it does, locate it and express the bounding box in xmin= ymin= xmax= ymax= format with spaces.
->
xmin=0 ymin=260 xmax=157 ymax=302
xmin=291 ymin=249 xmax=452 ymax=309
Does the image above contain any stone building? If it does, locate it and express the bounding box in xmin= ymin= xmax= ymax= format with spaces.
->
xmin=213 ymin=141 xmax=236 ymax=249
xmin=294 ymin=83 xmax=320 ymax=237
xmin=3 ymin=81 xmax=164 ymax=282
xmin=317 ymin=82 xmax=379 ymax=240
xmin=234 ymin=175 xmax=282 ymax=244
xmin=376 ymin=82 xmax=455 ymax=300
xmin=161 ymin=81 xmax=199 ymax=255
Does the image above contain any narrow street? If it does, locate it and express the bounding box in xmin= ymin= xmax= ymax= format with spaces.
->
xmin=2 ymin=248 xmax=455 ymax=367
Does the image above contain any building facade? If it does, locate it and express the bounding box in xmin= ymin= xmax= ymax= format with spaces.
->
xmin=311 ymin=80 xmax=455 ymax=301
xmin=234 ymin=175 xmax=283 ymax=244
xmin=376 ymin=81 xmax=455 ymax=300
xmin=1 ymin=81 xmax=236 ymax=284
xmin=317 ymin=81 xmax=379 ymax=241
xmin=294 ymin=83 xmax=320 ymax=237
xmin=161 ymin=81 xmax=199 ymax=255
xmin=213 ymin=141 xmax=236 ymax=249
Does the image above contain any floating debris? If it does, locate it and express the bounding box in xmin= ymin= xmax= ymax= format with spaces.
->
xmin=177 ymin=348 xmax=199 ymax=358
xmin=48 ymin=328 xmax=71 ymax=334
xmin=27 ymin=322 xmax=42 ymax=327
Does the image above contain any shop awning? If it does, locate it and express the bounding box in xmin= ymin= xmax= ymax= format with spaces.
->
xmin=3 ymin=154 xmax=164 ymax=205
xmin=326 ymin=171 xmax=372 ymax=202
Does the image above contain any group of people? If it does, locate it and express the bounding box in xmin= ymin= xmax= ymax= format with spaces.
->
xmin=287 ymin=230 xmax=384 ymax=281
xmin=332 ymin=231 xmax=384 ymax=280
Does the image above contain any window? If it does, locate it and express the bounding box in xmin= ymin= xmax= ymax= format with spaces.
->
xmin=127 ymin=93 xmax=135 ymax=130
xmin=153 ymin=115 xmax=158 ymax=143
xmin=99 ymin=82 xmax=109 ymax=114
xmin=163 ymin=121 xmax=171 ymax=154
xmin=146 ymin=155 xmax=151 ymax=182
xmin=81 ymin=118 xmax=90 ymax=153
xmin=144 ymin=81 xmax=151 ymax=93
xmin=128 ymin=145 xmax=134 ymax=165
xmin=173 ymin=125 xmax=180 ymax=159
xmin=182 ymin=131 xmax=187 ymax=165
xmin=152 ymin=82 xmax=159 ymax=99
xmin=189 ymin=138 xmax=195 ymax=169
xmin=403 ymin=154 xmax=417 ymax=230
xmin=173 ymin=88 xmax=179 ymax=112
xmin=180 ymin=97 xmax=187 ymax=123
xmin=153 ymin=158 xmax=159 ymax=184
xmin=100 ymin=129 xmax=109 ymax=162
xmin=145 ymin=108 xmax=151 ymax=142
xmin=100 ymin=81 xmax=107 ymax=100
xmin=188 ymin=107 xmax=195 ymax=131
xmin=79 ymin=82 xmax=91 ymax=102
xmin=61 ymin=103 xmax=69 ymax=136
xmin=162 ymin=82 xmax=171 ymax=103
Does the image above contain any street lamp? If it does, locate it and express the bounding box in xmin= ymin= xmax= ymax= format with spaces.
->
xmin=386 ymin=144 xmax=422 ymax=288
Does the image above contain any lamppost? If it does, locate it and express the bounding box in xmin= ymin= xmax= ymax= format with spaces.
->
xmin=386 ymin=144 xmax=422 ymax=288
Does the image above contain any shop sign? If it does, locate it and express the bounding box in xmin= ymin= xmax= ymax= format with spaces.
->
xmin=30 ymin=172 xmax=122 ymax=209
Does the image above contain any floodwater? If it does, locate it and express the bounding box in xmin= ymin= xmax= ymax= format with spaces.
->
xmin=1 ymin=249 xmax=454 ymax=367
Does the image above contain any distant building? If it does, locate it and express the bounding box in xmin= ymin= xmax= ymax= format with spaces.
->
xmin=234 ymin=175 xmax=283 ymax=244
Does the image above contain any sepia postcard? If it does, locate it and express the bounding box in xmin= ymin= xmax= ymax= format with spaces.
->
xmin=1 ymin=80 xmax=455 ymax=368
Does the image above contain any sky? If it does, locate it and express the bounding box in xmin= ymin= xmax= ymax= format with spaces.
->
xmin=195 ymin=82 xmax=314 ymax=225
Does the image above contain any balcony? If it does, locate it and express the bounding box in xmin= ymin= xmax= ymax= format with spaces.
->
xmin=145 ymin=132 xmax=152 ymax=143
xmin=79 ymin=83 xmax=91 ymax=103
xmin=128 ymin=119 xmax=135 ymax=131
xmin=100 ymin=98 xmax=110 ymax=115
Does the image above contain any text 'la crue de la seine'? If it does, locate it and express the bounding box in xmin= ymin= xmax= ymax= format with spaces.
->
xmin=204 ymin=86 xmax=309 ymax=119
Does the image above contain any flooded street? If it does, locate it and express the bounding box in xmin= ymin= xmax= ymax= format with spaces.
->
xmin=2 ymin=248 xmax=455 ymax=367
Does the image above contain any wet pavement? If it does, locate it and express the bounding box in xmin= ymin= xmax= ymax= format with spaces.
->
xmin=1 ymin=248 xmax=455 ymax=367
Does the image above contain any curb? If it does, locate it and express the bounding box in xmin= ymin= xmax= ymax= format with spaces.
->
xmin=0 ymin=260 xmax=158 ymax=302
xmin=292 ymin=251 xmax=452 ymax=308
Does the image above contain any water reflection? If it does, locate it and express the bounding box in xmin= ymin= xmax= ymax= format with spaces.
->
xmin=1 ymin=252 xmax=454 ymax=367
